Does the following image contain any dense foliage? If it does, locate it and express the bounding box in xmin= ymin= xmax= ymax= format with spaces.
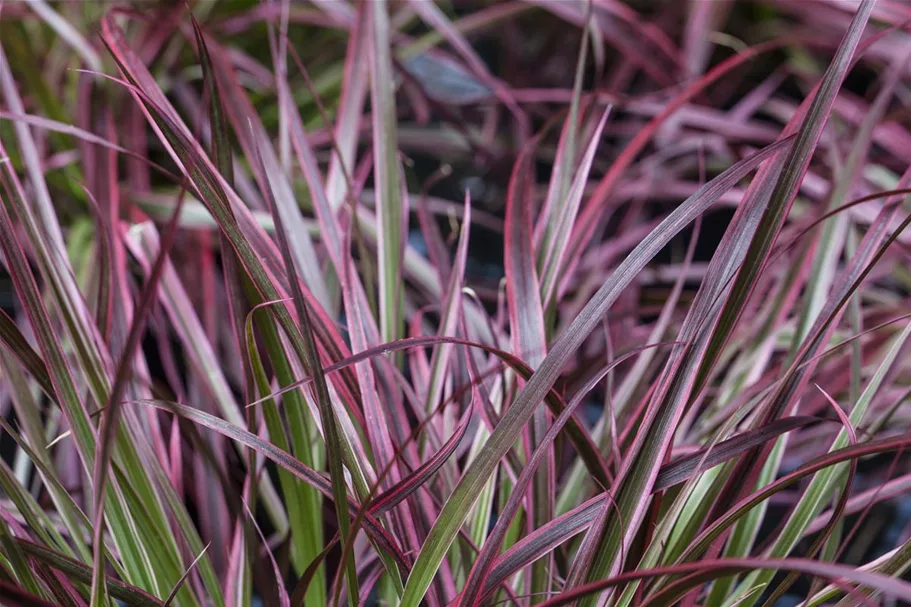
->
xmin=1 ymin=1 xmax=911 ymax=606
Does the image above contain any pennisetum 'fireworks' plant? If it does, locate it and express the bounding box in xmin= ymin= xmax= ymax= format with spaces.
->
xmin=2 ymin=1 xmax=911 ymax=606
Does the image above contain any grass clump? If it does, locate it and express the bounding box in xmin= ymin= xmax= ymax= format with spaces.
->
xmin=1 ymin=1 xmax=911 ymax=606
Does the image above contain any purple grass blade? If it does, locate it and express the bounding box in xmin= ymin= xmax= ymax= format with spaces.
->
xmin=504 ymin=134 xmax=553 ymax=598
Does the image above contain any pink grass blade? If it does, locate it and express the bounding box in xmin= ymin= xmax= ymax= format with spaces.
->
xmin=504 ymin=135 xmax=553 ymax=599
xmin=683 ymin=0 xmax=733 ymax=77
xmin=271 ymin=48 xmax=342 ymax=268
xmin=0 ymin=45 xmax=73 ymax=254
xmin=652 ymin=416 xmax=824 ymax=492
xmin=505 ymin=138 xmax=548 ymax=369
xmin=0 ymin=111 xmax=179 ymax=180
xmin=805 ymin=473 xmax=911 ymax=536
xmin=326 ymin=3 xmax=368 ymax=211
xmin=479 ymin=495 xmax=608 ymax=601
xmin=539 ymin=109 xmax=610 ymax=309
xmin=335 ymin=223 xmax=414 ymax=595
xmin=274 ymin=35 xmax=391 ymax=393
xmin=367 ymin=405 xmax=473 ymax=518
xmin=423 ymin=197 xmax=471 ymax=420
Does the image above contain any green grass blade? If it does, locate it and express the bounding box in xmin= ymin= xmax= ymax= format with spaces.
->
xmin=369 ymin=0 xmax=405 ymax=344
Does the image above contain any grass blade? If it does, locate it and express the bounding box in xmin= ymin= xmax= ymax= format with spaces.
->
xmin=369 ymin=0 xmax=406 ymax=343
